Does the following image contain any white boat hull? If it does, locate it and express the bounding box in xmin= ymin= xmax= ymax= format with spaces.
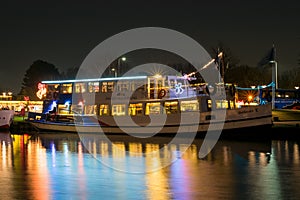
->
xmin=0 ymin=110 xmax=14 ymax=129
xmin=30 ymin=104 xmax=272 ymax=136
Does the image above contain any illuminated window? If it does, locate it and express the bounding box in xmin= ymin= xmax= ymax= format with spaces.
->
xmin=99 ymin=104 xmax=110 ymax=116
xmin=117 ymin=81 xmax=129 ymax=92
xmin=75 ymin=83 xmax=86 ymax=93
xmin=207 ymin=100 xmax=212 ymax=110
xmin=71 ymin=104 xmax=83 ymax=114
xmin=229 ymin=100 xmax=235 ymax=109
xmin=216 ymin=100 xmax=228 ymax=109
xmin=58 ymin=104 xmax=70 ymax=114
xmin=112 ymin=104 xmax=126 ymax=116
xmin=102 ymin=82 xmax=107 ymax=93
xmin=61 ymin=84 xmax=72 ymax=94
xmin=180 ymin=100 xmax=199 ymax=112
xmin=102 ymin=82 xmax=114 ymax=93
xmin=88 ymin=82 xmax=100 ymax=93
xmin=164 ymin=101 xmax=178 ymax=114
xmin=128 ymin=103 xmax=143 ymax=116
xmin=107 ymin=82 xmax=114 ymax=92
xmin=84 ymin=105 xmax=97 ymax=114
xmin=145 ymin=102 xmax=161 ymax=115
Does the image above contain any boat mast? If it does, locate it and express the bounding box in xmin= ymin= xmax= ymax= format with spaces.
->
xmin=215 ymin=48 xmax=224 ymax=83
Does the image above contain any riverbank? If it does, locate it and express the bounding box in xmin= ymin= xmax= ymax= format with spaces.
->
xmin=271 ymin=109 xmax=300 ymax=140
xmin=272 ymin=109 xmax=300 ymax=129
xmin=272 ymin=109 xmax=300 ymax=121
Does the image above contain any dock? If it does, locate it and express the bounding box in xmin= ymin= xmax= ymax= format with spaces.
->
xmin=270 ymin=109 xmax=300 ymax=139
xmin=272 ymin=109 xmax=300 ymax=129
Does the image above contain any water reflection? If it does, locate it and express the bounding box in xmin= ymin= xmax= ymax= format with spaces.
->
xmin=1 ymin=131 xmax=300 ymax=199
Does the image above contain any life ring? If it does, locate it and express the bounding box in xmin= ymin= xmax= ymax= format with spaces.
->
xmin=206 ymin=84 xmax=216 ymax=96
xmin=158 ymin=89 xmax=166 ymax=99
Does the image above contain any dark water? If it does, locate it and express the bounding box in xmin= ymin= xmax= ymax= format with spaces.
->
xmin=0 ymin=131 xmax=300 ymax=200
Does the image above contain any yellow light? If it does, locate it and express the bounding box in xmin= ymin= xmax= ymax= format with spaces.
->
xmin=239 ymin=90 xmax=258 ymax=103
xmin=248 ymin=95 xmax=253 ymax=102
xmin=154 ymin=74 xmax=162 ymax=78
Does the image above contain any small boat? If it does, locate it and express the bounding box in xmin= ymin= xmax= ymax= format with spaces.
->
xmin=28 ymin=74 xmax=273 ymax=137
xmin=0 ymin=109 xmax=14 ymax=130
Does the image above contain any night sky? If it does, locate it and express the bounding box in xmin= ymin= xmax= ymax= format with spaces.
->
xmin=1 ymin=1 xmax=300 ymax=94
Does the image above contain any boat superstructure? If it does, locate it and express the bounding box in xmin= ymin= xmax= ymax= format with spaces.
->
xmin=28 ymin=74 xmax=272 ymax=134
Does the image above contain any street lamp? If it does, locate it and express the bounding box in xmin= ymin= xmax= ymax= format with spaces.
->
xmin=111 ymin=68 xmax=117 ymax=77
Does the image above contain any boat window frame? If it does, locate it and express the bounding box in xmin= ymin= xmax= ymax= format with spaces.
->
xmin=164 ymin=100 xmax=179 ymax=114
xmin=128 ymin=103 xmax=143 ymax=116
xmin=88 ymin=81 xmax=100 ymax=93
xmin=99 ymin=104 xmax=110 ymax=116
xmin=74 ymin=82 xmax=87 ymax=93
xmin=180 ymin=99 xmax=200 ymax=112
xmin=111 ymin=104 xmax=126 ymax=116
xmin=145 ymin=102 xmax=161 ymax=115
xmin=61 ymin=83 xmax=73 ymax=94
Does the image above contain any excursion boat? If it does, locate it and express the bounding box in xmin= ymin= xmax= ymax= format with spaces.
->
xmin=0 ymin=109 xmax=14 ymax=130
xmin=28 ymin=74 xmax=273 ymax=136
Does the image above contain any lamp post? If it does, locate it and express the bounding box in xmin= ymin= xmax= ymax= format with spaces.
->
xmin=111 ymin=68 xmax=117 ymax=77
xmin=269 ymin=60 xmax=278 ymax=109
xmin=117 ymin=57 xmax=126 ymax=77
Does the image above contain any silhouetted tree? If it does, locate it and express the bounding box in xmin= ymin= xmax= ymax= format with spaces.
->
xmin=18 ymin=60 xmax=61 ymax=100
xmin=280 ymin=67 xmax=300 ymax=89
xmin=61 ymin=67 xmax=79 ymax=79
xmin=211 ymin=41 xmax=240 ymax=83
xmin=225 ymin=65 xmax=268 ymax=87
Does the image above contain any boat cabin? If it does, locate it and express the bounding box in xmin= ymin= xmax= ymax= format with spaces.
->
xmin=30 ymin=75 xmax=238 ymax=121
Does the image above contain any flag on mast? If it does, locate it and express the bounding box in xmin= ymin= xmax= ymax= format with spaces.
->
xmin=257 ymin=45 xmax=276 ymax=68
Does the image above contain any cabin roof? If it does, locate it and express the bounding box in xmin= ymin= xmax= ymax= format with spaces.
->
xmin=42 ymin=76 xmax=148 ymax=84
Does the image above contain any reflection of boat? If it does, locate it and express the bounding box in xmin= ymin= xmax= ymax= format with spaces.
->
xmin=36 ymin=133 xmax=272 ymax=161
xmin=0 ymin=109 xmax=14 ymax=129
xmin=0 ymin=131 xmax=12 ymax=144
xmin=28 ymin=74 xmax=272 ymax=136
